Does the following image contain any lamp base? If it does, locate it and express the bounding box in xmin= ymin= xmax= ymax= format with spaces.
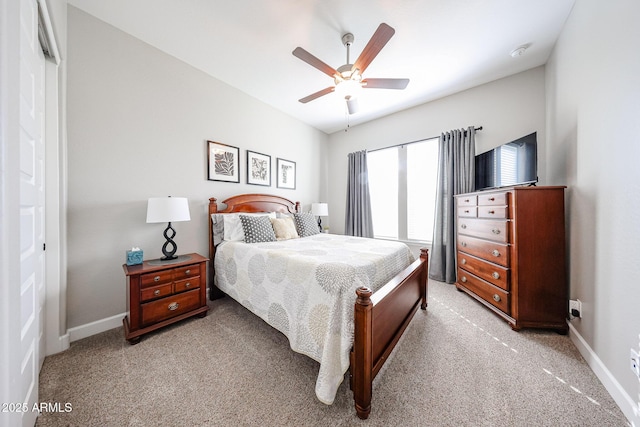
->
xmin=317 ymin=217 xmax=322 ymax=232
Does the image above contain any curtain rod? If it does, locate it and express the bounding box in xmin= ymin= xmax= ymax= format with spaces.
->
xmin=367 ymin=126 xmax=483 ymax=153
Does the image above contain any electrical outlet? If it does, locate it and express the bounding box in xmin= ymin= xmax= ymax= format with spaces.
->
xmin=569 ymin=299 xmax=582 ymax=318
xmin=631 ymin=349 xmax=640 ymax=378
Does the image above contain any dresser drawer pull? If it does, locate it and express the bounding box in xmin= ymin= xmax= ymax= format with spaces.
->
xmin=464 ymin=210 xmax=470 ymax=214
xmin=493 ymin=294 xmax=501 ymax=302
xmin=492 ymin=228 xmax=501 ymax=235
xmin=492 ymin=249 xmax=500 ymax=257
xmin=488 ymin=210 xmax=495 ymax=214
xmin=489 ymin=197 xmax=495 ymax=201
xmin=461 ymin=276 xmax=467 ymax=283
xmin=154 ymin=289 xmax=161 ymax=296
xmin=168 ymin=302 xmax=179 ymax=311
xmin=461 ymin=224 xmax=467 ymax=229
xmin=185 ymin=269 xmax=191 ymax=275
xmin=464 ymin=199 xmax=470 ymax=203
xmin=185 ymin=282 xmax=191 ymax=288
xmin=461 ymin=242 xmax=467 ymax=247
xmin=492 ymin=272 xmax=500 ymax=280
xmin=461 ymin=258 xmax=467 ymax=265
xmin=154 ymin=276 xmax=160 ymax=282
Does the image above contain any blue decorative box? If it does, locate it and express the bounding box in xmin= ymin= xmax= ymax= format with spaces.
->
xmin=126 ymin=249 xmax=143 ymax=266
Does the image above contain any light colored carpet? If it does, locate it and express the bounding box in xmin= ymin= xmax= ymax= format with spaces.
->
xmin=37 ymin=280 xmax=628 ymax=426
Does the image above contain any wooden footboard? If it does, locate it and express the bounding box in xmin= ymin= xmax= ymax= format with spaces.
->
xmin=351 ymin=248 xmax=429 ymax=419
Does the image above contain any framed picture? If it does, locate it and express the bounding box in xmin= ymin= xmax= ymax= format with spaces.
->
xmin=246 ymin=150 xmax=271 ymax=186
xmin=276 ymin=158 xmax=296 ymax=189
xmin=207 ymin=141 xmax=240 ymax=183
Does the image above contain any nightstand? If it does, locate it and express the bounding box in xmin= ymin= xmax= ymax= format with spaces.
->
xmin=122 ymin=253 xmax=209 ymax=344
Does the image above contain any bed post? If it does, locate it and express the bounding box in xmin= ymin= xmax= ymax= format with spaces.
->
xmin=208 ymin=198 xmax=225 ymax=300
xmin=352 ymin=286 xmax=373 ymax=420
xmin=420 ymin=248 xmax=429 ymax=310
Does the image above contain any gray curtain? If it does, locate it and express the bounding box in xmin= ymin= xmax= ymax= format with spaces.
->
xmin=429 ymin=127 xmax=476 ymax=283
xmin=345 ymin=150 xmax=374 ymax=237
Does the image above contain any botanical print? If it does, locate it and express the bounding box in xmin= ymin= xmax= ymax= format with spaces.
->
xmin=277 ymin=158 xmax=296 ymax=189
xmin=247 ymin=150 xmax=271 ymax=186
xmin=215 ymin=151 xmax=235 ymax=176
xmin=208 ymin=141 xmax=240 ymax=183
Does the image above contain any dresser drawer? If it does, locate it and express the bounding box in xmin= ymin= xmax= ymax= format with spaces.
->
xmin=478 ymin=206 xmax=508 ymax=219
xmin=457 ymin=195 xmax=477 ymax=207
xmin=140 ymin=283 xmax=173 ymax=302
xmin=457 ymin=235 xmax=510 ymax=267
xmin=457 ymin=252 xmax=509 ymax=291
xmin=174 ymin=276 xmax=200 ymax=293
xmin=140 ymin=270 xmax=173 ymax=288
xmin=458 ymin=207 xmax=477 ymax=218
xmin=457 ymin=268 xmax=510 ymax=314
xmin=140 ymin=289 xmax=201 ymax=326
xmin=174 ymin=264 xmax=200 ymax=280
xmin=457 ymin=218 xmax=509 ymax=243
xmin=478 ymin=192 xmax=507 ymax=206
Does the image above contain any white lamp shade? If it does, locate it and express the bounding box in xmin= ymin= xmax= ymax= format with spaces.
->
xmin=311 ymin=203 xmax=328 ymax=216
xmin=146 ymin=197 xmax=191 ymax=223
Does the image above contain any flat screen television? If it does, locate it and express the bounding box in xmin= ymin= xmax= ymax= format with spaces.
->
xmin=474 ymin=132 xmax=537 ymax=191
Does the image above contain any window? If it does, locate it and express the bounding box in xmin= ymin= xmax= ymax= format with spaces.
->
xmin=368 ymin=138 xmax=439 ymax=242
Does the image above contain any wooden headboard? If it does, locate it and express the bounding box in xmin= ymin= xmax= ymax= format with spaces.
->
xmin=207 ymin=194 xmax=300 ymax=299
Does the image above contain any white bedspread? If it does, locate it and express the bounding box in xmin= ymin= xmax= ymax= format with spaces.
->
xmin=214 ymin=233 xmax=415 ymax=404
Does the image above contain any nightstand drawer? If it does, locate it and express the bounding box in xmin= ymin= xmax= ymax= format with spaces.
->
xmin=140 ymin=283 xmax=173 ymax=302
xmin=174 ymin=264 xmax=200 ymax=280
xmin=140 ymin=270 xmax=173 ymax=288
xmin=140 ymin=289 xmax=201 ymax=326
xmin=174 ymin=277 xmax=200 ymax=293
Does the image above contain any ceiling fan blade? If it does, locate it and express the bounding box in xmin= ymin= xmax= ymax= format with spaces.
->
xmin=351 ymin=23 xmax=395 ymax=75
xmin=292 ymin=47 xmax=338 ymax=78
xmin=362 ymin=78 xmax=409 ymax=90
xmin=298 ymin=86 xmax=335 ymax=103
xmin=346 ymin=96 xmax=359 ymax=114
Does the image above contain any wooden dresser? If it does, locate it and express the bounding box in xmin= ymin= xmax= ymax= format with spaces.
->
xmin=123 ymin=253 xmax=209 ymax=343
xmin=455 ymin=186 xmax=567 ymax=333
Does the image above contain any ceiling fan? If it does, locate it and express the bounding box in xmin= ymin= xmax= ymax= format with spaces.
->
xmin=292 ymin=23 xmax=409 ymax=114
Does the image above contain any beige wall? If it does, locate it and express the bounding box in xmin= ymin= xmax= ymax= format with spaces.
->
xmin=326 ymin=67 xmax=547 ymax=236
xmin=546 ymin=0 xmax=640 ymax=423
xmin=66 ymin=7 xmax=328 ymax=329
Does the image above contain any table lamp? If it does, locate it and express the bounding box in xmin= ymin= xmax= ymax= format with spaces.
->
xmin=146 ymin=196 xmax=191 ymax=260
xmin=311 ymin=202 xmax=328 ymax=232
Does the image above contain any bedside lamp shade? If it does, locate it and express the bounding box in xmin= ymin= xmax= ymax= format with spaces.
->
xmin=146 ymin=197 xmax=190 ymax=261
xmin=311 ymin=203 xmax=328 ymax=232
xmin=146 ymin=197 xmax=191 ymax=223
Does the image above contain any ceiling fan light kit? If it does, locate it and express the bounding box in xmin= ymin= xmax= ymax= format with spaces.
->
xmin=293 ymin=23 xmax=409 ymax=115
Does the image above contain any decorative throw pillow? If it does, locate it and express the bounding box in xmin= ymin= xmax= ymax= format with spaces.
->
xmin=294 ymin=213 xmax=320 ymax=237
xmin=239 ymin=214 xmax=277 ymax=243
xmin=270 ymin=217 xmax=299 ymax=241
xmin=223 ymin=212 xmax=275 ymax=241
xmin=210 ymin=214 xmax=225 ymax=246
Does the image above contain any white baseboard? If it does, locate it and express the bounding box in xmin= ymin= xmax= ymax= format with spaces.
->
xmin=67 ymin=312 xmax=125 ymax=343
xmin=568 ymin=321 xmax=640 ymax=426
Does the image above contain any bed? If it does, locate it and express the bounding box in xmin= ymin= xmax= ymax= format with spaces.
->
xmin=208 ymin=194 xmax=428 ymax=419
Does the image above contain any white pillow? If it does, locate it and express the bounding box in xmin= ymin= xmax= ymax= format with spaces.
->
xmin=223 ymin=212 xmax=275 ymax=241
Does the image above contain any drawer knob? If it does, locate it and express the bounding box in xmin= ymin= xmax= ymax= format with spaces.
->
xmin=185 ymin=269 xmax=191 ymax=275
xmin=489 ymin=197 xmax=495 ymax=201
xmin=185 ymin=282 xmax=191 ymax=288
xmin=492 ymin=229 xmax=501 ymax=235
xmin=153 ymin=276 xmax=160 ymax=282
xmin=461 ymin=258 xmax=467 ymax=265
xmin=154 ymin=289 xmax=161 ymax=296
xmin=168 ymin=302 xmax=179 ymax=311
xmin=492 ymin=249 xmax=500 ymax=257
xmin=461 ymin=224 xmax=467 ymax=229
xmin=461 ymin=276 xmax=467 ymax=283
xmin=493 ymin=294 xmax=501 ymax=302
xmin=488 ymin=210 xmax=495 ymax=214
xmin=461 ymin=242 xmax=467 ymax=247
xmin=492 ymin=272 xmax=500 ymax=280
xmin=464 ymin=199 xmax=470 ymax=203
